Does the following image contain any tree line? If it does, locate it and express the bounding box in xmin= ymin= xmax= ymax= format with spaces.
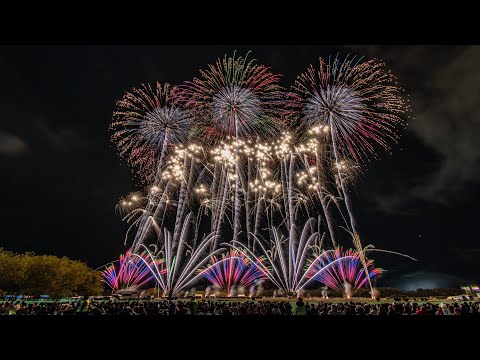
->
xmin=0 ymin=249 xmax=103 ymax=298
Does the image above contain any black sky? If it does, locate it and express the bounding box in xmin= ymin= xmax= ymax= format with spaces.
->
xmin=0 ymin=45 xmax=478 ymax=289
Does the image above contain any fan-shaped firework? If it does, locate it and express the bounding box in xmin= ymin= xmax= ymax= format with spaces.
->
xmin=178 ymin=51 xmax=285 ymax=140
xmin=101 ymin=250 xmax=158 ymax=291
xmin=136 ymin=214 xmax=225 ymax=297
xmin=228 ymin=218 xmax=321 ymax=294
xmin=111 ymin=82 xmax=193 ymax=183
xmin=290 ymin=54 xmax=409 ymax=163
xmin=200 ymin=249 xmax=267 ymax=296
xmin=305 ymin=247 xmax=384 ymax=299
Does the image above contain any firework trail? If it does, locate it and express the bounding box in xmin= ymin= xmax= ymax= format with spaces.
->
xmin=269 ymin=131 xmax=353 ymax=249
xmin=294 ymin=131 xmax=337 ymax=247
xmin=363 ymin=244 xmax=417 ymax=261
xmin=115 ymin=191 xmax=153 ymax=246
xmin=115 ymin=191 xmax=147 ymax=218
xmin=160 ymin=144 xmax=209 ymax=245
xmin=122 ymin=144 xmax=208 ymax=252
xmin=199 ymin=249 xmax=267 ymax=297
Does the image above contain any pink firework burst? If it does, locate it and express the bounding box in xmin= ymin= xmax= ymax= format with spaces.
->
xmin=305 ymin=247 xmax=384 ymax=299
xmin=101 ymin=250 xmax=164 ymax=291
xmin=200 ymin=249 xmax=267 ymax=297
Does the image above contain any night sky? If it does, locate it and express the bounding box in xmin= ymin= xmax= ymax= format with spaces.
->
xmin=1 ymin=45 xmax=478 ymax=290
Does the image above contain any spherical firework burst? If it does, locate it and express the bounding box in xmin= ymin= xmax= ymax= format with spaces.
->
xmin=111 ymin=82 xmax=193 ymax=183
xmin=289 ymin=54 xmax=410 ymax=162
xmin=178 ymin=51 xmax=285 ymax=141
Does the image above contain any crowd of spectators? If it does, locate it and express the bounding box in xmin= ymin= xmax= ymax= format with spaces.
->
xmin=1 ymin=297 xmax=479 ymax=315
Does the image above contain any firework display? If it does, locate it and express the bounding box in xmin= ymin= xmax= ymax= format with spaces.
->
xmin=106 ymin=52 xmax=413 ymax=298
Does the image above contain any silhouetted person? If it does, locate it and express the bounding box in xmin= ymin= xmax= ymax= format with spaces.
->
xmin=295 ymin=298 xmax=307 ymax=315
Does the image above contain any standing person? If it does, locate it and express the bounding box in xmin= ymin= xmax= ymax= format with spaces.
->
xmin=307 ymin=304 xmax=318 ymax=315
xmin=177 ymin=302 xmax=188 ymax=315
xmin=284 ymin=302 xmax=293 ymax=315
xmin=168 ymin=301 xmax=177 ymax=315
xmin=295 ymin=298 xmax=307 ymax=315
xmin=415 ymin=305 xmax=427 ymax=315
xmin=16 ymin=302 xmax=28 ymax=315
xmin=188 ymin=296 xmax=199 ymax=315
xmin=75 ymin=296 xmax=90 ymax=315
xmin=213 ymin=304 xmax=223 ymax=315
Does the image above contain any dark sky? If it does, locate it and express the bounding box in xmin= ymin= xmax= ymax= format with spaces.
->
xmin=0 ymin=45 xmax=478 ymax=290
